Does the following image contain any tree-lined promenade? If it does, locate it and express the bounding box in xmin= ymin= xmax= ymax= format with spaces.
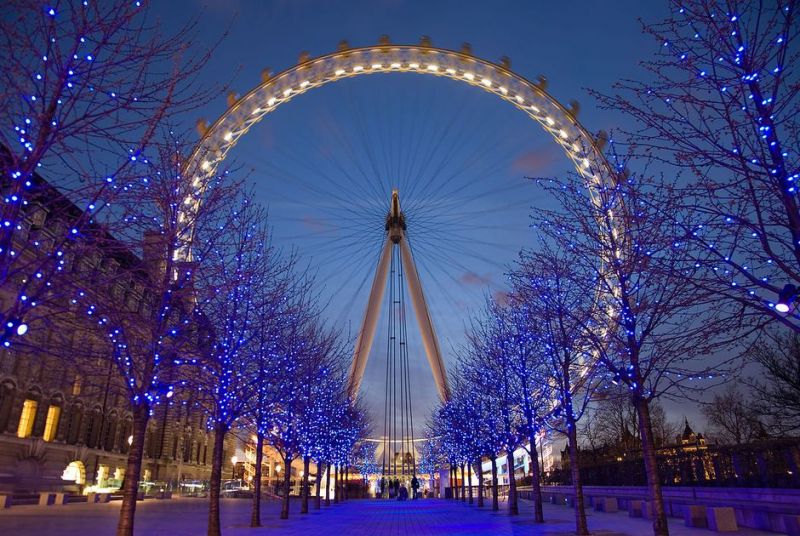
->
xmin=0 ymin=1 xmax=798 ymax=536
xmin=425 ymin=1 xmax=800 ymax=536
xmin=0 ymin=496 xmax=780 ymax=536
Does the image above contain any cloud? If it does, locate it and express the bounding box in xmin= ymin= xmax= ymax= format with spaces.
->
xmin=301 ymin=216 xmax=334 ymax=234
xmin=511 ymin=146 xmax=561 ymax=174
xmin=493 ymin=290 xmax=510 ymax=306
xmin=459 ymin=271 xmax=492 ymax=286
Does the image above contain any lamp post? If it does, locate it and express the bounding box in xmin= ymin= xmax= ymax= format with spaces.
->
xmin=777 ymin=283 xmax=797 ymax=313
xmin=231 ymin=456 xmax=238 ymax=480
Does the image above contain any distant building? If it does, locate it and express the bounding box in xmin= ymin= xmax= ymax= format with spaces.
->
xmin=676 ymin=418 xmax=707 ymax=452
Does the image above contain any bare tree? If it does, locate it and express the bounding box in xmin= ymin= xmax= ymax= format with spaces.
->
xmin=650 ymin=403 xmax=682 ymax=448
xmin=582 ymin=388 xmax=679 ymax=450
xmin=191 ymin=191 xmax=288 ymax=536
xmin=0 ymin=1 xmax=215 ymax=353
xmin=594 ymin=0 xmax=800 ymax=332
xmin=530 ymin=160 xmax=736 ymax=536
xmin=747 ymin=329 xmax=800 ymax=433
xmin=580 ymin=387 xmax=641 ymax=451
xmin=60 ymin=137 xmax=238 ymax=536
xmin=512 ymin=243 xmax=601 ymax=536
xmin=702 ymin=385 xmax=765 ymax=444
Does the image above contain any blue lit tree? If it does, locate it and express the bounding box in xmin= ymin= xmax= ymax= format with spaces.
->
xmin=63 ymin=137 xmax=239 ymax=536
xmin=262 ymin=311 xmax=354 ymax=519
xmin=191 ymin=190 xmax=293 ymax=536
xmin=0 ymin=1 xmax=214 ymax=357
xmin=435 ymin=362 xmax=505 ymax=510
xmin=491 ymin=299 xmax=551 ymax=522
xmin=595 ymin=1 xmax=800 ymax=333
xmin=463 ymin=304 xmax=525 ymax=515
xmin=248 ymin=267 xmax=312 ymax=526
xmin=416 ymin=435 xmax=445 ymax=497
xmin=529 ymin=154 xmax=737 ymax=535
xmin=296 ymin=332 xmax=352 ymax=513
xmin=512 ymin=242 xmax=602 ymax=536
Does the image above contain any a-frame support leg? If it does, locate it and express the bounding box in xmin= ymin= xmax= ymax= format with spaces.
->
xmin=347 ymin=236 xmax=393 ymax=398
xmin=399 ymin=233 xmax=450 ymax=401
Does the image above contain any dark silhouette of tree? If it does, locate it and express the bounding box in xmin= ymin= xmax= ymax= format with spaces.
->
xmin=702 ymin=385 xmax=765 ymax=444
xmin=747 ymin=330 xmax=800 ymax=433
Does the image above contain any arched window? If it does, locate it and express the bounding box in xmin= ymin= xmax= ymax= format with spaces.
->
xmin=42 ymin=394 xmax=64 ymax=442
xmin=103 ymin=411 xmax=118 ymax=452
xmin=118 ymin=416 xmax=132 ymax=453
xmin=183 ymin=429 xmax=193 ymax=463
xmin=145 ymin=426 xmax=157 ymax=458
xmin=84 ymin=406 xmax=102 ymax=448
xmin=65 ymin=401 xmax=83 ymax=445
xmin=0 ymin=379 xmax=17 ymax=433
xmin=16 ymin=387 xmax=42 ymax=439
xmin=61 ymin=460 xmax=86 ymax=485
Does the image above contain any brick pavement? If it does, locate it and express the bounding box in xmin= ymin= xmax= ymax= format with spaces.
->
xmin=0 ymin=495 xmax=777 ymax=535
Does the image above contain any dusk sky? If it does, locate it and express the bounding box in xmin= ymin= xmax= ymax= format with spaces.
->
xmin=157 ymin=1 xmax=697 ymax=436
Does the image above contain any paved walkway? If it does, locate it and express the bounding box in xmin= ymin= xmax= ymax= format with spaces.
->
xmin=0 ymin=496 xmax=777 ymax=535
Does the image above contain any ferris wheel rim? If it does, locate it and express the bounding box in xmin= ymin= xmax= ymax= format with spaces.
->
xmin=179 ymin=41 xmax=616 ymax=260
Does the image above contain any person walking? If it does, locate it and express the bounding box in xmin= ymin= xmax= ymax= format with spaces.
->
xmin=399 ymin=483 xmax=408 ymax=501
xmin=411 ymin=476 xmax=419 ymax=499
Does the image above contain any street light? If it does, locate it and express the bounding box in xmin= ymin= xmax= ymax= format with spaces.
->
xmin=231 ymin=455 xmax=238 ymax=479
xmin=776 ymin=284 xmax=797 ymax=313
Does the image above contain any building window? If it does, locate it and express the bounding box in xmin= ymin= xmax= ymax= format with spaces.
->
xmin=66 ymin=403 xmax=83 ymax=445
xmin=17 ymin=399 xmax=38 ymax=438
xmin=43 ymin=405 xmax=61 ymax=441
xmin=71 ymin=375 xmax=82 ymax=396
xmin=61 ymin=461 xmax=86 ymax=485
xmin=0 ymin=380 xmax=16 ymax=432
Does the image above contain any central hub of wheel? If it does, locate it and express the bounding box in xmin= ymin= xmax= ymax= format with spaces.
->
xmin=385 ymin=188 xmax=406 ymax=244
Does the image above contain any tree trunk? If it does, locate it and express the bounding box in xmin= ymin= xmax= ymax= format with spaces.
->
xmin=341 ymin=464 xmax=350 ymax=502
xmin=490 ymin=456 xmax=499 ymax=511
xmin=333 ymin=464 xmax=339 ymax=504
xmin=301 ymin=456 xmax=310 ymax=513
xmin=635 ymin=397 xmax=670 ymax=536
xmin=207 ymin=421 xmax=227 ymax=536
xmin=325 ymin=462 xmax=331 ymax=506
xmin=475 ymin=459 xmax=484 ymax=507
xmin=460 ymin=464 xmax=466 ymax=502
xmin=507 ymin=452 xmax=518 ymax=515
xmin=314 ymin=461 xmax=323 ymax=509
xmin=115 ymin=401 xmax=149 ymax=536
xmin=280 ymin=454 xmax=292 ymax=519
xmin=250 ymin=432 xmax=264 ymax=527
xmin=528 ymin=432 xmax=544 ymax=522
xmin=567 ymin=423 xmax=589 ymax=536
xmin=467 ymin=462 xmax=473 ymax=504
xmin=450 ymin=466 xmax=456 ymax=499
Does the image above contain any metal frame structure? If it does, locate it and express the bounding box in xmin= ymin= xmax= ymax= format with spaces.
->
xmin=349 ymin=190 xmax=448 ymax=402
xmin=181 ymin=38 xmax=617 ymax=400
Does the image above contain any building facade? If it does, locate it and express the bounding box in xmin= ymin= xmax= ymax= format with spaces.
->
xmin=0 ymin=171 xmax=234 ymax=494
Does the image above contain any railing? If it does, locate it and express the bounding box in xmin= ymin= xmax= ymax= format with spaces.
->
xmin=518 ymin=484 xmax=800 ymax=533
xmin=548 ymin=438 xmax=800 ymax=489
